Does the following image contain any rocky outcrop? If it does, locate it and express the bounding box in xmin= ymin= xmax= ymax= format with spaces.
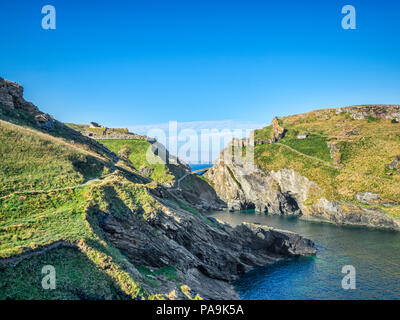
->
xmin=270 ymin=117 xmax=285 ymax=142
xmin=0 ymin=78 xmax=120 ymax=163
xmin=205 ymin=146 xmax=400 ymax=231
xmin=205 ymin=151 xmax=313 ymax=215
xmin=305 ymin=198 xmax=400 ymax=229
xmin=388 ymin=156 xmax=400 ymax=170
xmin=98 ymin=191 xmax=316 ymax=299
xmin=0 ymin=78 xmax=56 ymax=131
xmin=255 ymin=117 xmax=286 ymax=145
xmin=355 ymin=192 xmax=380 ymax=204
xmin=0 ymin=78 xmax=35 ymax=112
xmin=336 ymin=105 xmax=400 ymax=122
xmin=355 ymin=192 xmax=400 ymax=207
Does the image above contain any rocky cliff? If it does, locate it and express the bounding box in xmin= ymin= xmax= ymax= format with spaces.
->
xmin=336 ymin=105 xmax=400 ymax=122
xmin=0 ymin=78 xmax=316 ymax=300
xmin=98 ymin=194 xmax=316 ymax=299
xmin=0 ymin=78 xmax=55 ymax=131
xmin=206 ymin=107 xmax=400 ymax=230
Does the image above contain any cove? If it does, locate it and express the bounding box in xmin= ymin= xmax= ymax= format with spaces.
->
xmin=209 ymin=210 xmax=400 ymax=300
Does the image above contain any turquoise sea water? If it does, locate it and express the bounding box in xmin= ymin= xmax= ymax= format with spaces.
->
xmin=209 ymin=211 xmax=400 ymax=300
xmin=189 ymin=163 xmax=212 ymax=174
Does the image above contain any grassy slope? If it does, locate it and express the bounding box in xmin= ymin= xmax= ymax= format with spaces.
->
xmin=0 ymin=120 xmax=186 ymax=299
xmin=97 ymin=139 xmax=175 ymax=185
xmin=253 ymin=109 xmax=400 ymax=218
xmin=1 ymin=247 xmax=129 ymax=300
xmin=0 ymin=121 xmax=112 ymax=197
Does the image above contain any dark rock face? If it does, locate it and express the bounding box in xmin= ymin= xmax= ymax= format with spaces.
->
xmin=98 ymin=197 xmax=316 ymax=299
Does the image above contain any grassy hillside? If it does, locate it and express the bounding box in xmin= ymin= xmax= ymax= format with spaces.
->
xmin=97 ymin=139 xmax=175 ymax=185
xmin=253 ymin=108 xmax=400 ymax=218
xmin=0 ymin=117 xmax=192 ymax=299
xmin=0 ymin=121 xmax=113 ymax=198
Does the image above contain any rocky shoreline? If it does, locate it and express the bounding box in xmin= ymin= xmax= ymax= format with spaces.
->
xmin=205 ymin=146 xmax=400 ymax=231
xmin=98 ymin=190 xmax=317 ymax=299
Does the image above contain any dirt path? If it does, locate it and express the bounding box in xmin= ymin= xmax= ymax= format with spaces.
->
xmin=275 ymin=142 xmax=399 ymax=184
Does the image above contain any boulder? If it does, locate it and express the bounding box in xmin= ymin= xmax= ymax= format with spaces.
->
xmin=388 ymin=156 xmax=400 ymax=170
xmin=355 ymin=192 xmax=381 ymax=205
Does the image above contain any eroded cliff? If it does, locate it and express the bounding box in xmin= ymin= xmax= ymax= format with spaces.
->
xmin=205 ymin=107 xmax=400 ymax=230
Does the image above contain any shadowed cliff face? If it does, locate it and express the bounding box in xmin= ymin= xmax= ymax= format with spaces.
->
xmin=98 ymin=191 xmax=316 ymax=299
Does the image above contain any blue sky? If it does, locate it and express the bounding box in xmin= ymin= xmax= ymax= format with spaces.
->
xmin=1 ymin=0 xmax=400 ymax=130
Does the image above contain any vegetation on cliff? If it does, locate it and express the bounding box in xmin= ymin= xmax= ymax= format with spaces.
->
xmin=253 ymin=107 xmax=400 ymax=218
xmin=1 ymin=79 xmax=316 ymax=300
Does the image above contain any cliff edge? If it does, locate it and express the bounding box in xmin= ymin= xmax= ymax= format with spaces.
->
xmin=205 ymin=106 xmax=400 ymax=230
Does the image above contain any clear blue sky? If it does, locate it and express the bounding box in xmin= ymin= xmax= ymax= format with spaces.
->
xmin=1 ymin=0 xmax=400 ymax=128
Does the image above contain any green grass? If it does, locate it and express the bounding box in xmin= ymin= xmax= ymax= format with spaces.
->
xmin=0 ymin=124 xmax=157 ymax=299
xmin=227 ymin=167 xmax=242 ymax=189
xmin=252 ymin=108 xmax=400 ymax=218
xmin=64 ymin=123 xmax=87 ymax=133
xmin=0 ymin=247 xmax=128 ymax=300
xmin=367 ymin=116 xmax=379 ymax=123
xmin=87 ymin=127 xmax=106 ymax=135
xmin=0 ymin=121 xmax=112 ymax=197
xmin=254 ymin=125 xmax=273 ymax=141
xmin=0 ymin=176 xmax=156 ymax=299
xmin=97 ymin=139 xmax=174 ymax=185
xmin=135 ymin=265 xmax=179 ymax=281
xmin=88 ymin=177 xmax=161 ymax=220
xmin=0 ymin=188 xmax=90 ymax=258
xmin=279 ymin=135 xmax=332 ymax=163
xmin=255 ymin=143 xmax=339 ymax=200
xmin=0 ymin=110 xmax=224 ymax=300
